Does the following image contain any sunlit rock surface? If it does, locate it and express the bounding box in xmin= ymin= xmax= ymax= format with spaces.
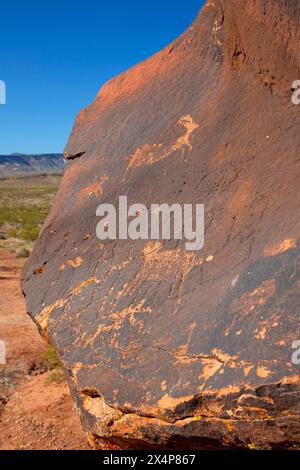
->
xmin=23 ymin=0 xmax=300 ymax=449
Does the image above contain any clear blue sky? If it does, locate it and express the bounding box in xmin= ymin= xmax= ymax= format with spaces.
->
xmin=0 ymin=1 xmax=204 ymax=154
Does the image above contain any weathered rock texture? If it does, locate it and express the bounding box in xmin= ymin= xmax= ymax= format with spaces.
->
xmin=22 ymin=0 xmax=300 ymax=449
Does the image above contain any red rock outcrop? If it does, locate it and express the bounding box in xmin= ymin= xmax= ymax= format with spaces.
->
xmin=22 ymin=0 xmax=300 ymax=449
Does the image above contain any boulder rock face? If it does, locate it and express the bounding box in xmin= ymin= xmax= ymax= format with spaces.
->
xmin=22 ymin=0 xmax=300 ymax=449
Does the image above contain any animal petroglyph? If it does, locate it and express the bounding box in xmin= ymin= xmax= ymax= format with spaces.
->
xmin=124 ymin=115 xmax=199 ymax=180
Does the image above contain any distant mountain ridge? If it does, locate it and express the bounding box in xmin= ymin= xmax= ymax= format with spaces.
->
xmin=0 ymin=153 xmax=65 ymax=177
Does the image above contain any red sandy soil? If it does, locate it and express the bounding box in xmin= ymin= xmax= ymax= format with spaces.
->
xmin=0 ymin=250 xmax=89 ymax=450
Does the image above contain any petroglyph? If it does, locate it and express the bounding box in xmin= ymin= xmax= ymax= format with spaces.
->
xmin=67 ymin=257 xmax=83 ymax=268
xmin=77 ymin=175 xmax=109 ymax=203
xmin=37 ymin=277 xmax=97 ymax=333
xmin=231 ymin=279 xmax=276 ymax=317
xmin=264 ymin=238 xmax=297 ymax=257
xmin=124 ymin=115 xmax=199 ymax=179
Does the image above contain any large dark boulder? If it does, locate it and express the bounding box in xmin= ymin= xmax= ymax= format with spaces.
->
xmin=22 ymin=0 xmax=300 ymax=449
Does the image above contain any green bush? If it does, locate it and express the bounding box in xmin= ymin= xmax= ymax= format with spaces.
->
xmin=16 ymin=246 xmax=31 ymax=258
xmin=0 ymin=176 xmax=61 ymax=243
xmin=44 ymin=370 xmax=65 ymax=385
xmin=0 ymin=204 xmax=49 ymax=241
xmin=40 ymin=345 xmax=62 ymax=371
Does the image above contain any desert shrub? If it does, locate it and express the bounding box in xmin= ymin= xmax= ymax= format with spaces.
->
xmin=0 ymin=176 xmax=61 ymax=243
xmin=16 ymin=246 xmax=31 ymax=258
xmin=0 ymin=205 xmax=48 ymax=241
xmin=7 ymin=226 xmax=17 ymax=238
xmin=44 ymin=370 xmax=65 ymax=385
xmin=40 ymin=345 xmax=62 ymax=371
